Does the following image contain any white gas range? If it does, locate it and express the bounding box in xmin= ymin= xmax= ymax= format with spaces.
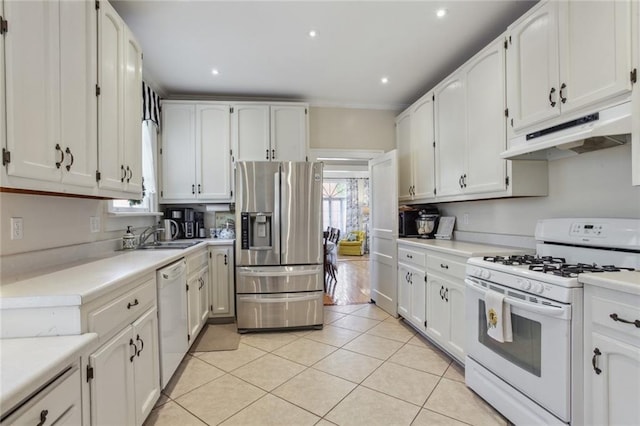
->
xmin=464 ymin=218 xmax=640 ymax=426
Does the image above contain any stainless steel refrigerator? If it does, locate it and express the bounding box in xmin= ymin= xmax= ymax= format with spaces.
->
xmin=235 ymin=161 xmax=324 ymax=331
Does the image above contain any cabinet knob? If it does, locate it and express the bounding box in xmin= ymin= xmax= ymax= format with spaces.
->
xmin=127 ymin=299 xmax=139 ymax=309
xmin=559 ymin=83 xmax=567 ymax=104
xmin=36 ymin=409 xmax=49 ymax=426
xmin=65 ymin=147 xmax=74 ymax=171
xmin=55 ymin=144 xmax=64 ymax=169
xmin=609 ymin=313 xmax=640 ymax=328
xmin=440 ymin=263 xmax=449 ymax=269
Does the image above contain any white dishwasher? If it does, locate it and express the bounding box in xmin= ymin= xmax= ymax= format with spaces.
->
xmin=157 ymin=258 xmax=188 ymax=389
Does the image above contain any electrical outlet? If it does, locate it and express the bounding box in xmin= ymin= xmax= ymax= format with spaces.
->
xmin=463 ymin=213 xmax=470 ymax=225
xmin=11 ymin=217 xmax=23 ymax=240
xmin=90 ymin=216 xmax=101 ymax=233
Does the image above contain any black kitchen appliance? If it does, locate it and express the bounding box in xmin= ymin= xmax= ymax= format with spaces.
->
xmin=399 ymin=205 xmax=439 ymax=237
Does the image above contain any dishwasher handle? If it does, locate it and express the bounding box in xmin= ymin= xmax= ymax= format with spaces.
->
xmin=160 ymin=259 xmax=187 ymax=280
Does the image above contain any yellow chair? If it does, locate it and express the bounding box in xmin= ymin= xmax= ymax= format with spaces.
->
xmin=338 ymin=230 xmax=366 ymax=256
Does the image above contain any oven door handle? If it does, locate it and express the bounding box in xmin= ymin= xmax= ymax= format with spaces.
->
xmin=465 ymin=278 xmax=571 ymax=319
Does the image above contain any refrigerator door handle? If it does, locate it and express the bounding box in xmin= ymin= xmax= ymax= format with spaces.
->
xmin=273 ymin=170 xmax=281 ymax=256
xmin=238 ymin=268 xmax=322 ymax=277
xmin=237 ymin=293 xmax=321 ymax=303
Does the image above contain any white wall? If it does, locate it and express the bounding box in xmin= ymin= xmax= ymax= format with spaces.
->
xmin=437 ymin=144 xmax=640 ymax=237
xmin=309 ymin=107 xmax=397 ymax=151
xmin=0 ymin=193 xmax=155 ymax=256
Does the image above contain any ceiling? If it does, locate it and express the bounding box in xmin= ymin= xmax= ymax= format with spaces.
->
xmin=112 ymin=0 xmax=536 ymax=111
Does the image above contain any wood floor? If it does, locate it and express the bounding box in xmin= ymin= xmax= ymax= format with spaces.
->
xmin=325 ymin=254 xmax=370 ymax=305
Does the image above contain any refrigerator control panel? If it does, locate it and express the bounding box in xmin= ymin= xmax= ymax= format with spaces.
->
xmin=241 ymin=212 xmax=250 ymax=249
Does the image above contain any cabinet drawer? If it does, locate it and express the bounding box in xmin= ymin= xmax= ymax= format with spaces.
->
xmin=590 ymin=294 xmax=640 ymax=341
xmin=427 ymin=254 xmax=466 ymax=279
xmin=187 ymin=248 xmax=208 ymax=275
xmin=2 ymin=366 xmax=81 ymax=425
xmin=398 ymin=246 xmax=426 ymax=268
xmin=88 ymin=277 xmax=156 ymax=339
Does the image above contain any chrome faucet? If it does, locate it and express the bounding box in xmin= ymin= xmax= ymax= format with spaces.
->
xmin=138 ymin=224 xmax=165 ymax=247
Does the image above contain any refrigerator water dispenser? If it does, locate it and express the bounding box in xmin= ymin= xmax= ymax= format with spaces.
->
xmin=241 ymin=212 xmax=272 ymax=249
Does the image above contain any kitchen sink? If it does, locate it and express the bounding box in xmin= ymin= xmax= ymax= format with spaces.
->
xmin=136 ymin=241 xmax=203 ymax=250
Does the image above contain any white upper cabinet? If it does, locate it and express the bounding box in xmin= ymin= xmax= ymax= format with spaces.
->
xmin=506 ymin=1 xmax=560 ymax=132
xmin=97 ymin=0 xmax=143 ymax=197
xmin=161 ymin=101 xmax=232 ymax=202
xmin=197 ymin=104 xmax=232 ymax=200
xmin=633 ymin=1 xmax=639 ymax=187
xmin=558 ymin=1 xmax=632 ymax=115
xmin=465 ymin=39 xmax=507 ymax=195
xmin=396 ymin=92 xmax=436 ymax=203
xmin=435 ymin=73 xmax=466 ymax=197
xmin=411 ymin=93 xmax=436 ymax=201
xmin=4 ymin=0 xmax=97 ymax=189
xmin=270 ymin=105 xmax=307 ymax=161
xmin=233 ymin=103 xmax=308 ymax=162
xmin=161 ymin=103 xmax=196 ymax=201
xmin=396 ymin=110 xmax=412 ymax=201
xmin=507 ymin=0 xmax=634 ymax=134
xmin=233 ymin=104 xmax=270 ymax=161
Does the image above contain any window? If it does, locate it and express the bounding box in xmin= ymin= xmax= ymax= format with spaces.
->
xmin=109 ymin=121 xmax=158 ymax=213
xmin=323 ymin=180 xmax=347 ymax=231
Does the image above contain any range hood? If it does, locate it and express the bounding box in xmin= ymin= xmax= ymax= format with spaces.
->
xmin=501 ymin=101 xmax=631 ymax=160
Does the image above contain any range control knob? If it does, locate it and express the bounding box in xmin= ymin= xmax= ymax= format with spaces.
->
xmin=482 ymin=270 xmax=492 ymax=280
xmin=534 ymin=282 xmax=545 ymax=294
xmin=518 ymin=279 xmax=532 ymax=291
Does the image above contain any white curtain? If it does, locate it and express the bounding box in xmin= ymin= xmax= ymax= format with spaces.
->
xmin=142 ymin=120 xmax=157 ymax=194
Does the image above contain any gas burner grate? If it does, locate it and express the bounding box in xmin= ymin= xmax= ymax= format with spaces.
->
xmin=483 ymin=255 xmax=566 ymax=266
xmin=528 ymin=263 xmax=635 ymax=277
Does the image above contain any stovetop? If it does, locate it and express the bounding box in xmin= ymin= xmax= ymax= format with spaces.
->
xmin=482 ymin=255 xmax=635 ymax=278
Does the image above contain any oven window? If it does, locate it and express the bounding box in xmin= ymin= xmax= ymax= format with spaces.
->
xmin=478 ymin=300 xmax=542 ymax=377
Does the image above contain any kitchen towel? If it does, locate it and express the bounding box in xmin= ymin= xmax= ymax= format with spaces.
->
xmin=485 ymin=289 xmax=513 ymax=343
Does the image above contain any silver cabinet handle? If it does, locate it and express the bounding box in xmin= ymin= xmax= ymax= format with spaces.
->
xmin=55 ymin=144 xmax=64 ymax=169
xmin=121 ymin=165 xmax=126 ymax=182
xmin=65 ymin=147 xmax=74 ymax=171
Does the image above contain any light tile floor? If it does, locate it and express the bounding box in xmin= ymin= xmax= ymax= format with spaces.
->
xmin=144 ymin=304 xmax=507 ymax=426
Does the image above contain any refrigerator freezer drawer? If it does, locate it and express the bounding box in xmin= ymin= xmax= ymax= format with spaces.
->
xmin=236 ymin=265 xmax=323 ymax=293
xmin=236 ymin=291 xmax=323 ymax=330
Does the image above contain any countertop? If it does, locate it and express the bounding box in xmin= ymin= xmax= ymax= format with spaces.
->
xmin=397 ymin=238 xmax=530 ymax=257
xmin=579 ymin=270 xmax=640 ymax=295
xmin=0 ymin=239 xmax=234 ymax=309
xmin=0 ymin=333 xmax=98 ymax=413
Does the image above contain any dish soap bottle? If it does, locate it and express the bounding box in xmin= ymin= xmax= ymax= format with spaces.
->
xmin=122 ymin=226 xmax=136 ymax=250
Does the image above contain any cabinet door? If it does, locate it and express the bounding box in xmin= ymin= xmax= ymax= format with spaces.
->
xmin=435 ymin=75 xmax=466 ymax=197
xmin=132 ymin=307 xmax=160 ymax=426
xmin=589 ymin=333 xmax=640 ymax=426
xmin=97 ymin=1 xmax=125 ymax=191
xmin=187 ymin=273 xmax=201 ymax=343
xmin=409 ymin=268 xmax=426 ymax=331
xmin=445 ymin=280 xmax=466 ymax=362
xmin=397 ymin=263 xmax=411 ymax=319
xmin=465 ymin=39 xmax=507 ymax=195
xmin=90 ymin=326 xmax=136 ymax=426
xmin=123 ymin=28 xmax=143 ymax=195
xmin=270 ymin=105 xmax=307 ymax=161
xmin=198 ymin=266 xmax=210 ymax=326
xmin=425 ymin=273 xmax=447 ymax=342
xmin=396 ymin=111 xmax=413 ymax=201
xmin=233 ymin=104 xmax=270 ymax=161
xmin=558 ymin=1 xmax=633 ymax=114
xmin=161 ymin=103 xmax=196 ymax=200
xmin=197 ymin=104 xmax=232 ymax=200
xmin=4 ymin=0 xmax=61 ymax=183
xmin=0 ymin=0 xmax=4 ymax=159
xmin=507 ymin=1 xmax=560 ymax=132
xmin=209 ymin=247 xmax=231 ymax=316
xmin=59 ymin=0 xmax=97 ymax=188
xmin=411 ymin=93 xmax=436 ymax=200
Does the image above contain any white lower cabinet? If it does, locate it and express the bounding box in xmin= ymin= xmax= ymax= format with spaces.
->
xmin=584 ymin=282 xmax=640 ymax=425
xmin=209 ymin=245 xmax=235 ymax=318
xmin=397 ymin=244 xmax=427 ymax=332
xmin=187 ymin=249 xmax=210 ymax=344
xmin=425 ymin=270 xmax=466 ymax=363
xmin=2 ymin=366 xmax=82 ymax=425
xmin=89 ymin=306 xmax=160 ymax=426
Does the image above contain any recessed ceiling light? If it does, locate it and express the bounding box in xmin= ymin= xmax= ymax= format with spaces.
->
xmin=381 ymin=77 xmax=389 ymax=84
xmin=211 ymin=69 xmax=220 ymax=75
xmin=436 ymin=8 xmax=447 ymax=18
xmin=309 ymin=30 xmax=317 ymax=38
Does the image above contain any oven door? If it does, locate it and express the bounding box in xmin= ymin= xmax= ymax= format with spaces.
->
xmin=465 ymin=277 xmax=572 ymax=422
